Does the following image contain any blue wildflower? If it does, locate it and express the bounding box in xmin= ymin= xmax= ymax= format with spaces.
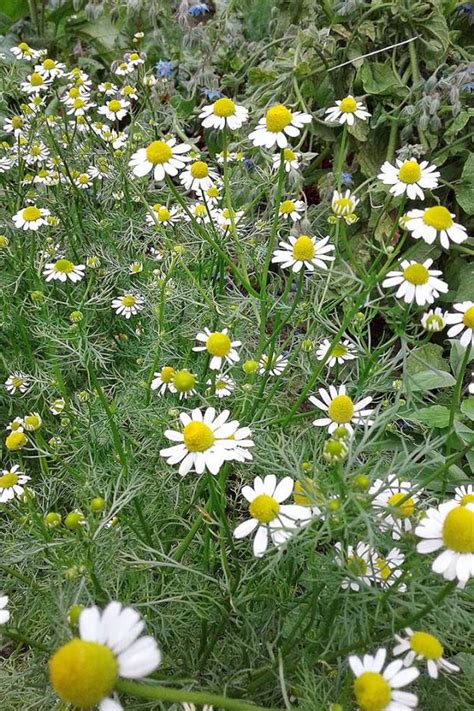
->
xmin=156 ymin=60 xmax=173 ymax=79
xmin=201 ymin=88 xmax=222 ymax=100
xmin=243 ymin=158 xmax=256 ymax=172
xmin=189 ymin=3 xmax=210 ymax=17
xmin=341 ymin=172 xmax=353 ymax=186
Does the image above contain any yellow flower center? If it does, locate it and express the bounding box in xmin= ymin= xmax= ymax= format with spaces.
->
xmin=462 ymin=306 xmax=474 ymax=329
xmin=145 ymin=140 xmax=172 ymax=164
xmin=108 ymin=100 xmax=122 ymax=113
xmin=280 ymin=199 xmax=296 ymax=215
xmin=18 ymin=42 xmax=30 ymax=51
xmin=353 ymin=671 xmax=391 ymax=711
xmin=0 ymin=472 xmax=18 ymax=489
xmin=460 ymin=493 xmax=474 ymax=506
xmin=292 ymin=235 xmax=315 ymax=261
xmin=24 ymin=414 xmax=41 ymax=429
xmin=160 ymin=366 xmax=175 ymax=383
xmin=54 ymin=259 xmax=75 ymax=274
xmin=339 ymin=96 xmax=357 ymax=113
xmin=283 ymin=148 xmax=296 ymax=161
xmin=215 ymin=379 xmax=227 ymax=390
xmin=212 ymin=98 xmax=236 ymax=117
xmin=206 ymin=332 xmax=231 ymax=357
xmin=78 ymin=175 xmax=90 ymax=184
xmin=130 ymin=53 xmax=139 ymax=60
xmin=425 ymin=314 xmax=443 ymax=331
xmin=387 ymin=492 xmax=415 ymax=519
xmin=194 ymin=204 xmax=207 ymax=217
xmin=173 ymin=370 xmax=196 ymax=392
xmin=325 ymin=439 xmax=345 ymax=457
xmin=31 ymin=145 xmax=41 ymax=156
xmin=442 ymin=505 xmax=474 ymax=552
xmin=375 ymin=557 xmax=392 ymax=581
xmin=249 ymin=493 xmax=280 ymax=523
xmin=190 ymin=161 xmax=209 ymax=179
xmin=183 ymin=421 xmax=215 ymax=452
xmin=30 ymin=72 xmax=44 ymax=86
xmin=348 ymin=555 xmax=367 ymax=576
xmin=11 ymin=116 xmax=23 ymax=129
xmin=6 ymin=432 xmax=28 ymax=450
xmin=398 ymin=160 xmax=421 ymax=184
xmin=333 ymin=197 xmax=353 ymax=212
xmin=207 ymin=186 xmax=219 ymax=198
xmin=422 ymin=206 xmax=452 ymax=231
xmin=42 ymin=59 xmax=56 ymax=70
xmin=265 ymin=105 xmax=293 ymax=132
xmin=123 ymin=85 xmax=134 ymax=95
xmin=22 ymin=206 xmax=42 ymax=221
xmin=121 ymin=295 xmax=136 ymax=307
xmin=69 ymin=87 xmax=80 ymax=99
xmin=403 ymin=263 xmax=429 ymax=285
xmin=327 ymin=395 xmax=354 ymax=424
xmin=49 ymin=639 xmax=118 ymax=707
xmin=331 ymin=344 xmax=348 ymax=358
xmin=409 ymin=631 xmax=443 ymax=660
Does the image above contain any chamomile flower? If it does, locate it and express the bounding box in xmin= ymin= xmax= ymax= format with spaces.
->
xmin=111 ymin=293 xmax=144 ymax=319
xmin=98 ymin=98 xmax=130 ymax=122
xmin=185 ymin=202 xmax=213 ymax=224
xmin=50 ymin=398 xmax=66 ymax=415
xmin=129 ymin=137 xmax=191 ymax=181
xmin=445 ymin=301 xmax=474 ymax=348
xmin=393 ymin=629 xmax=459 ymax=679
xmin=272 ymin=234 xmax=335 ymax=273
xmin=325 ymin=95 xmax=371 ymax=126
xmin=370 ymin=478 xmax=418 ymax=540
xmin=310 ymin=384 xmax=373 ymax=435
xmin=207 ymin=374 xmax=235 ymax=398
xmin=233 ymin=475 xmax=313 ymax=557
xmin=151 ymin=366 xmax=176 ymax=395
xmin=335 ymin=541 xmax=377 ymax=591
xmin=121 ymin=85 xmax=138 ymax=101
xmin=378 ymin=158 xmax=440 ymax=200
xmin=202 ymin=182 xmax=222 ymax=206
xmin=249 ymin=104 xmax=312 ymax=149
xmin=454 ymin=484 xmax=474 ymax=506
xmin=11 ymin=42 xmax=41 ymax=61
xmin=415 ymin=500 xmax=474 ymax=588
xmin=35 ymin=57 xmax=66 ymax=79
xmin=373 ymin=548 xmax=406 ymax=591
xmin=43 ymin=259 xmax=86 ymax=283
xmin=20 ymin=71 xmax=51 ymax=94
xmin=160 ymin=407 xmax=254 ymax=476
xmin=49 ymin=601 xmax=161 ymax=710
xmin=75 ymin=172 xmax=94 ymax=190
xmin=129 ymin=261 xmax=143 ymax=275
xmin=12 ymin=205 xmax=50 ymax=231
xmin=145 ymin=203 xmax=181 ymax=227
xmin=421 ymin=307 xmax=446 ymax=333
xmin=316 ymin=338 xmax=357 ymax=368
xmin=199 ymin=97 xmax=249 ymax=130
xmin=272 ymin=147 xmax=301 ymax=172
xmin=193 ymin=328 xmax=241 ymax=370
xmin=66 ymin=97 xmax=95 ymax=117
xmin=169 ymin=370 xmax=198 ymax=400
xmin=215 ymin=206 xmax=244 ymax=229
xmin=404 ymin=206 xmax=468 ymax=250
xmin=278 ymin=199 xmax=305 ymax=221
xmin=0 ymin=465 xmax=30 ymax=503
xmin=331 ymin=189 xmax=359 ymax=217
xmin=349 ymin=648 xmax=419 ymax=711
xmin=7 ymin=417 xmax=24 ymax=432
xmin=24 ymin=412 xmax=42 ymax=431
xmin=180 ymin=160 xmax=219 ymax=192
xmin=381 ymin=259 xmax=448 ymax=306
xmin=258 ymin=353 xmax=288 ymax=376
xmin=0 ymin=595 xmax=10 ymax=624
xmin=98 ymin=81 xmax=118 ymax=96
xmin=3 ymin=114 xmax=27 ymax=137
xmin=5 ymin=372 xmax=30 ymax=395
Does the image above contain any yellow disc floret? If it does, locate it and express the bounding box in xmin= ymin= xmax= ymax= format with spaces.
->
xmin=42 ymin=58 xmax=56 ymax=70
xmin=212 ymin=98 xmax=236 ymax=117
xmin=460 ymin=493 xmax=474 ymax=506
xmin=160 ymin=366 xmax=175 ymax=383
xmin=331 ymin=344 xmax=348 ymax=358
xmin=108 ymin=100 xmax=122 ymax=113
xmin=409 ymin=631 xmax=443 ymax=660
xmin=283 ymin=148 xmax=296 ymax=161
xmin=30 ymin=72 xmax=44 ymax=86
xmin=0 ymin=472 xmax=18 ymax=489
xmin=190 ymin=161 xmax=209 ymax=179
xmin=387 ymin=492 xmax=415 ymax=519
xmin=280 ymin=200 xmax=295 ymax=215
xmin=398 ymin=160 xmax=421 ymax=184
xmin=249 ymin=493 xmax=280 ymax=523
xmin=265 ymin=105 xmax=293 ymax=132
xmin=11 ymin=116 xmax=23 ymax=129
xmin=206 ymin=332 xmax=231 ymax=357
xmin=422 ymin=206 xmax=452 ymax=231
xmin=339 ymin=96 xmax=357 ymax=113
xmin=462 ymin=306 xmax=474 ymax=329
xmin=121 ymin=295 xmax=136 ymax=307
xmin=353 ymin=671 xmax=391 ymax=711
xmin=442 ymin=505 xmax=474 ymax=553
xmin=6 ymin=432 xmax=28 ymax=450
xmin=173 ymin=370 xmax=196 ymax=392
xmin=22 ymin=206 xmax=41 ymax=222
xmin=183 ymin=421 xmax=214 ymax=452
xmin=145 ymin=140 xmax=172 ymax=164
xmin=403 ymin=263 xmax=429 ymax=285
xmin=54 ymin=259 xmax=75 ymax=274
xmin=328 ymin=395 xmax=354 ymax=424
xmin=292 ymin=235 xmax=315 ymax=261
xmin=49 ymin=639 xmax=118 ymax=707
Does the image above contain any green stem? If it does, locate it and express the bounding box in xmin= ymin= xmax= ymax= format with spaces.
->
xmin=448 ymin=345 xmax=471 ymax=431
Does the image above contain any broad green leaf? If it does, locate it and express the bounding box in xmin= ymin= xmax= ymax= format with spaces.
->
xmin=454 ymin=420 xmax=474 ymax=445
xmin=360 ymin=62 xmax=406 ymax=96
xmin=461 ymin=398 xmax=474 ymax=422
xmin=455 ymin=153 xmax=474 ymax=215
xmin=404 ymin=343 xmax=454 ymax=392
xmin=406 ymin=405 xmax=450 ymax=428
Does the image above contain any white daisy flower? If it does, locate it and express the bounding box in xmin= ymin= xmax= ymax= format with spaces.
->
xmin=185 ymin=202 xmax=214 ymax=224
xmin=202 ymin=181 xmax=222 ymax=206
xmin=180 ymin=160 xmax=219 ymax=193
xmin=114 ymin=61 xmax=134 ymax=76
xmin=249 ymin=104 xmax=312 ymax=149
xmin=445 ymin=301 xmax=474 ymax=348
xmin=378 ymin=158 xmax=439 ymax=200
xmin=381 ymin=259 xmax=448 ymax=306
xmin=316 ymin=338 xmax=357 ymax=368
xmin=404 ymin=206 xmax=468 ymax=250
xmin=145 ymin=203 xmax=181 ymax=227
xmin=98 ymin=81 xmax=118 ymax=96
xmin=393 ymin=628 xmax=459 ymax=679
xmin=278 ymin=198 xmax=305 ymax=221
xmin=215 ymin=206 xmax=244 ymax=230
xmin=7 ymin=417 xmax=24 ymax=432
xmin=160 ymin=407 xmax=254 ymax=476
xmin=168 ymin=369 xmax=198 ymax=400
xmin=207 ymin=374 xmax=235 ymax=398
xmin=20 ymin=71 xmax=51 ymax=94
xmin=11 ymin=42 xmax=42 ymax=61
xmin=35 ymin=57 xmax=66 ymax=79
xmin=370 ymin=478 xmax=418 ymax=540
xmin=43 ymin=259 xmax=86 ymax=283
xmin=50 ymin=398 xmax=66 ymax=415
xmin=22 ymin=141 xmax=50 ymax=165
xmin=5 ymin=372 xmax=30 ymax=395
xmin=258 ymin=353 xmax=288 ymax=376
xmin=129 ymin=138 xmax=191 ymax=182
xmin=111 ymin=293 xmax=144 ymax=319
xmin=373 ymin=548 xmax=406 ymax=591
xmin=23 ymin=412 xmax=42 ymax=431
xmin=335 ymin=541 xmax=377 ymax=591
xmin=349 ymin=648 xmax=419 ymax=711
xmin=272 ymin=147 xmax=301 ymax=172
xmin=3 ymin=114 xmax=27 ymax=137
xmin=233 ymin=475 xmax=313 ymax=557
xmin=66 ymin=97 xmax=95 ymax=117
xmin=325 ymin=95 xmax=371 ymax=126
xmin=98 ymin=99 xmax=130 ymax=122
xmin=49 ymin=601 xmax=161 ymax=710
xmin=199 ymin=97 xmax=249 ymax=130
xmin=75 ymin=173 xmax=94 ymax=190
xmin=12 ymin=205 xmax=50 ymax=231
xmin=421 ymin=307 xmax=446 ymax=333
xmin=271 ymin=234 xmax=335 ymax=273
xmin=121 ymin=85 xmax=138 ymax=101
xmin=309 ymin=384 xmax=373 ymax=435
xmin=151 ymin=366 xmax=176 ymax=395
xmin=0 ymin=595 xmax=10 ymax=624
xmin=0 ymin=465 xmax=31 ymax=503
xmin=331 ymin=189 xmax=359 ymax=217
xmin=454 ymin=484 xmax=474 ymax=506
xmin=415 ymin=500 xmax=474 ymax=588
xmin=193 ymin=327 xmax=241 ymax=370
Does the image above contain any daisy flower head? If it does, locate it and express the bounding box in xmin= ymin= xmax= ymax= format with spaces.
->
xmin=207 ymin=374 xmax=235 ymax=398
xmin=3 ymin=114 xmax=27 ymax=137
xmin=193 ymin=327 xmax=241 ymax=370
xmin=160 ymin=407 xmax=254 ymax=476
xmin=373 ymin=548 xmax=406 ymax=591
xmin=146 ymin=203 xmax=181 ymax=227
xmin=186 ymin=202 xmax=214 ymax=224
xmin=11 ymin=42 xmax=42 ymax=61
xmin=151 ymin=366 xmax=175 ymax=395
xmin=278 ymin=198 xmax=305 ymax=222
xmin=129 ymin=137 xmax=191 ymax=181
xmin=202 ymin=181 xmax=222 ymax=206
xmin=12 ymin=205 xmax=50 ymax=231
xmin=49 ymin=601 xmax=161 ymax=710
xmin=415 ymin=499 xmax=474 ymax=588
xmin=309 ymin=384 xmax=373 ymax=435
xmin=233 ymin=475 xmax=313 ymax=557
xmin=20 ymin=71 xmax=51 ymax=94
xmin=331 ymin=189 xmax=359 ymax=219
xmin=258 ymin=353 xmax=288 ymax=376
xmin=370 ymin=478 xmax=418 ymax=540
xmin=7 ymin=417 xmax=24 ymax=432
xmin=249 ymin=104 xmax=312 ymax=149
xmin=349 ymin=647 xmax=419 ymax=711
xmin=50 ymin=398 xmax=66 ymax=415
xmin=215 ymin=206 xmax=244 ymax=230
xmin=272 ymin=147 xmax=301 ymax=172
xmin=180 ymin=160 xmax=219 ymax=193
xmin=98 ymin=98 xmax=130 ymax=122
xmin=446 ymin=301 xmax=474 ymax=348
xmin=381 ymin=259 xmax=448 ymax=306
xmin=335 ymin=541 xmax=377 ymax=591
xmin=272 ymin=234 xmax=335 ymax=273
xmin=325 ymin=95 xmax=371 ymax=126
xmin=393 ymin=628 xmax=459 ymax=679
xmin=111 ymin=293 xmax=144 ymax=319
xmin=316 ymin=338 xmax=357 ymax=368
xmin=0 ymin=465 xmax=30 ymax=503
xmin=43 ymin=259 xmax=86 ymax=284
xmin=378 ymin=158 xmax=440 ymax=200
xmin=0 ymin=595 xmax=10 ymax=624
xmin=5 ymin=371 xmax=30 ymax=395
xmin=199 ymin=97 xmax=249 ymax=130
xmin=169 ymin=369 xmax=197 ymax=400
xmin=35 ymin=57 xmax=66 ymax=79
xmin=421 ymin=307 xmax=446 ymax=333
xmin=404 ymin=206 xmax=468 ymax=250
xmin=454 ymin=484 xmax=474 ymax=506
xmin=24 ymin=412 xmax=42 ymax=431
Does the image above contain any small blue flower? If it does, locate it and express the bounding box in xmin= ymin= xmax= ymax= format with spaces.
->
xmin=189 ymin=3 xmax=210 ymax=16
xmin=201 ymin=88 xmax=222 ymax=100
xmin=341 ymin=172 xmax=353 ymax=186
xmin=156 ymin=60 xmax=173 ymax=78
xmin=243 ymin=158 xmax=255 ymax=172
